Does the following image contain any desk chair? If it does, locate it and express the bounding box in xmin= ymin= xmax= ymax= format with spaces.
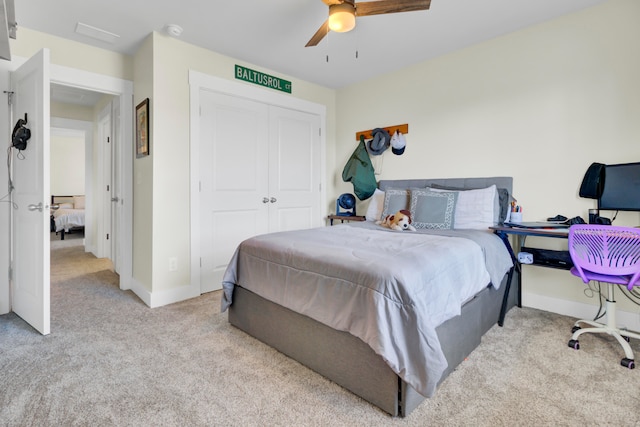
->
xmin=567 ymin=224 xmax=640 ymax=368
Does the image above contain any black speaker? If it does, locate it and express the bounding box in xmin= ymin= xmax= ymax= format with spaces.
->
xmin=11 ymin=118 xmax=31 ymax=151
xmin=579 ymin=162 xmax=605 ymax=199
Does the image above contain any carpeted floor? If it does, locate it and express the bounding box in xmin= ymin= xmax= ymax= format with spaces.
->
xmin=1 ymin=243 xmax=640 ymax=426
xmin=50 ymin=229 xmax=84 ymax=250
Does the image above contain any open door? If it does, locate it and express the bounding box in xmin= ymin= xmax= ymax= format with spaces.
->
xmin=10 ymin=48 xmax=51 ymax=335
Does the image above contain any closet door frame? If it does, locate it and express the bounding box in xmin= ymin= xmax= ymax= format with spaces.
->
xmin=188 ymin=70 xmax=327 ymax=295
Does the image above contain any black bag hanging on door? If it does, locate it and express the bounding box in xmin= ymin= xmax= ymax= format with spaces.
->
xmin=579 ymin=162 xmax=605 ymax=199
xmin=12 ymin=118 xmax=31 ymax=151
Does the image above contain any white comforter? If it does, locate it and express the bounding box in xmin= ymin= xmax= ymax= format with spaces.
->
xmin=221 ymin=222 xmax=512 ymax=398
xmin=53 ymin=208 xmax=85 ymax=232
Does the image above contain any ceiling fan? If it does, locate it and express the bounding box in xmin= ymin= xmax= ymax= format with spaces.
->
xmin=305 ymin=0 xmax=431 ymax=47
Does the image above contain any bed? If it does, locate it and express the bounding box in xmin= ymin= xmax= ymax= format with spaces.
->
xmin=51 ymin=195 xmax=85 ymax=240
xmin=221 ymin=177 xmax=519 ymax=417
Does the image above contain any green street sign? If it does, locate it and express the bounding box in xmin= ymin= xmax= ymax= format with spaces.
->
xmin=235 ymin=65 xmax=292 ymax=94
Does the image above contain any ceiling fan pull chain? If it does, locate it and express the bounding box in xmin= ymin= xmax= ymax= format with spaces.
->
xmin=324 ymin=28 xmax=329 ymax=63
xmin=355 ymin=26 xmax=359 ymax=59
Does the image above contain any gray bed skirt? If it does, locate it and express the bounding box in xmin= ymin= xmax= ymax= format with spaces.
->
xmin=228 ymin=268 xmax=519 ymax=417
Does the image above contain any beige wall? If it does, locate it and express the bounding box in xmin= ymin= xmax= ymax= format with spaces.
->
xmin=50 ymin=132 xmax=84 ymax=195
xmin=132 ymin=35 xmax=154 ymax=291
xmin=5 ymin=1 xmax=639 ymax=314
xmin=335 ymin=0 xmax=640 ymax=312
xmin=50 ymin=101 xmax=93 ymax=122
xmin=6 ymin=25 xmax=337 ymax=302
xmin=12 ymin=28 xmax=133 ymax=80
xmin=145 ymin=32 xmax=336 ymax=293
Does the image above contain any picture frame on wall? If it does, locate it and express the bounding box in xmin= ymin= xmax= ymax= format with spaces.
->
xmin=135 ymin=98 xmax=150 ymax=158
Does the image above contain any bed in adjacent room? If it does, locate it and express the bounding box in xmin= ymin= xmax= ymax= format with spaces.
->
xmin=220 ymin=177 xmax=518 ymax=417
xmin=51 ymin=195 xmax=85 ymax=240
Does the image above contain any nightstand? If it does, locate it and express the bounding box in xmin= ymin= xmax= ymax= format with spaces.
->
xmin=327 ymin=215 xmax=366 ymax=226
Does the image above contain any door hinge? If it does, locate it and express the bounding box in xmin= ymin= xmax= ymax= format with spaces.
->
xmin=106 ymin=234 xmax=110 ymax=240
xmin=4 ymin=90 xmax=14 ymax=106
xmin=107 ymin=185 xmax=110 ymax=192
xmin=107 ymin=136 xmax=110 ymax=143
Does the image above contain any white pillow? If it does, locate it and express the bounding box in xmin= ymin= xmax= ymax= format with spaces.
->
xmin=430 ymin=185 xmax=497 ymax=229
xmin=58 ymin=202 xmax=73 ymax=209
xmin=365 ymin=188 xmax=385 ymax=221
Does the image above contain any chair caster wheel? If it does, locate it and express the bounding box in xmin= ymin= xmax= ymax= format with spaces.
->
xmin=621 ymin=358 xmax=635 ymax=369
xmin=568 ymin=339 xmax=580 ymax=350
xmin=571 ymin=326 xmax=581 ymax=334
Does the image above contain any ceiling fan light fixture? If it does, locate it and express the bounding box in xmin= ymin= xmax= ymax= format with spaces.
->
xmin=328 ymin=3 xmax=356 ymax=33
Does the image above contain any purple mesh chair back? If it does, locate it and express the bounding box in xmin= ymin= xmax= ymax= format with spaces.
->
xmin=568 ymin=224 xmax=640 ymax=290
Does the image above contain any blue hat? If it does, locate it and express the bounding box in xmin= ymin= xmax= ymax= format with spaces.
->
xmin=366 ymin=128 xmax=390 ymax=156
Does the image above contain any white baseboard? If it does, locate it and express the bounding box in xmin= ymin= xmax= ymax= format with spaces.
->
xmin=522 ymin=291 xmax=640 ymax=333
xmin=126 ymin=278 xmax=151 ymax=307
xmin=123 ymin=276 xmax=201 ymax=308
xmin=148 ymin=284 xmax=200 ymax=308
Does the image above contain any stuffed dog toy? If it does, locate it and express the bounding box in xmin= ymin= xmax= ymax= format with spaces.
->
xmin=376 ymin=209 xmax=416 ymax=231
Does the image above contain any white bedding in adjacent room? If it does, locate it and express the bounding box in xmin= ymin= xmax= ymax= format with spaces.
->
xmin=53 ymin=208 xmax=85 ymax=232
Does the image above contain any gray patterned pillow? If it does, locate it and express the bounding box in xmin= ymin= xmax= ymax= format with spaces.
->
xmin=381 ymin=188 xmax=410 ymax=218
xmin=409 ymin=188 xmax=458 ymax=229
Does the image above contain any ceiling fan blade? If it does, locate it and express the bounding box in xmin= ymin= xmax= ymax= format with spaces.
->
xmin=355 ymin=0 xmax=430 ymax=17
xmin=305 ymin=20 xmax=330 ymax=47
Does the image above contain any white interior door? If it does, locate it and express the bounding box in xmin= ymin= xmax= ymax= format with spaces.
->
xmin=10 ymin=48 xmax=51 ymax=335
xmin=111 ymin=99 xmax=121 ymax=273
xmin=268 ymin=106 xmax=321 ymax=232
xmin=98 ymin=106 xmax=112 ymax=260
xmin=199 ymin=90 xmax=269 ymax=293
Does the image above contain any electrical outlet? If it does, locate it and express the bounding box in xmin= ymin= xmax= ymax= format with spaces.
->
xmin=169 ymin=257 xmax=178 ymax=272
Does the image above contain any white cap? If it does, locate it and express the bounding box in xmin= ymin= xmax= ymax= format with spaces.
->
xmin=390 ymin=131 xmax=406 ymax=155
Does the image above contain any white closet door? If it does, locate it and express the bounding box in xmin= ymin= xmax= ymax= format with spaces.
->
xmin=268 ymin=106 xmax=321 ymax=232
xmin=199 ymin=91 xmax=269 ymax=293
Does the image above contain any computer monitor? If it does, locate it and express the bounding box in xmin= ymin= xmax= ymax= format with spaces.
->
xmin=598 ymin=162 xmax=640 ymax=212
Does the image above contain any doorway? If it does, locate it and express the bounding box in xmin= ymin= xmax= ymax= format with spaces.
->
xmin=49 ymin=86 xmax=117 ymax=262
xmin=48 ymin=64 xmax=134 ymax=292
xmin=0 ymin=54 xmax=133 ymax=331
xmin=49 ymin=125 xmax=89 ymax=250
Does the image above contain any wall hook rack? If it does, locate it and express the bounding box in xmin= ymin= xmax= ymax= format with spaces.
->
xmin=355 ymin=123 xmax=408 ymax=141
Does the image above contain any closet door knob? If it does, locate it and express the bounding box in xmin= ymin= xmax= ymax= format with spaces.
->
xmin=262 ymin=197 xmax=269 ymax=204
xmin=270 ymin=197 xmax=277 ymax=203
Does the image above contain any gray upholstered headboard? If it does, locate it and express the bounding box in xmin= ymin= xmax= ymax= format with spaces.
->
xmin=377 ymin=177 xmax=514 ymax=224
xmin=377 ymin=177 xmax=513 ymax=197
